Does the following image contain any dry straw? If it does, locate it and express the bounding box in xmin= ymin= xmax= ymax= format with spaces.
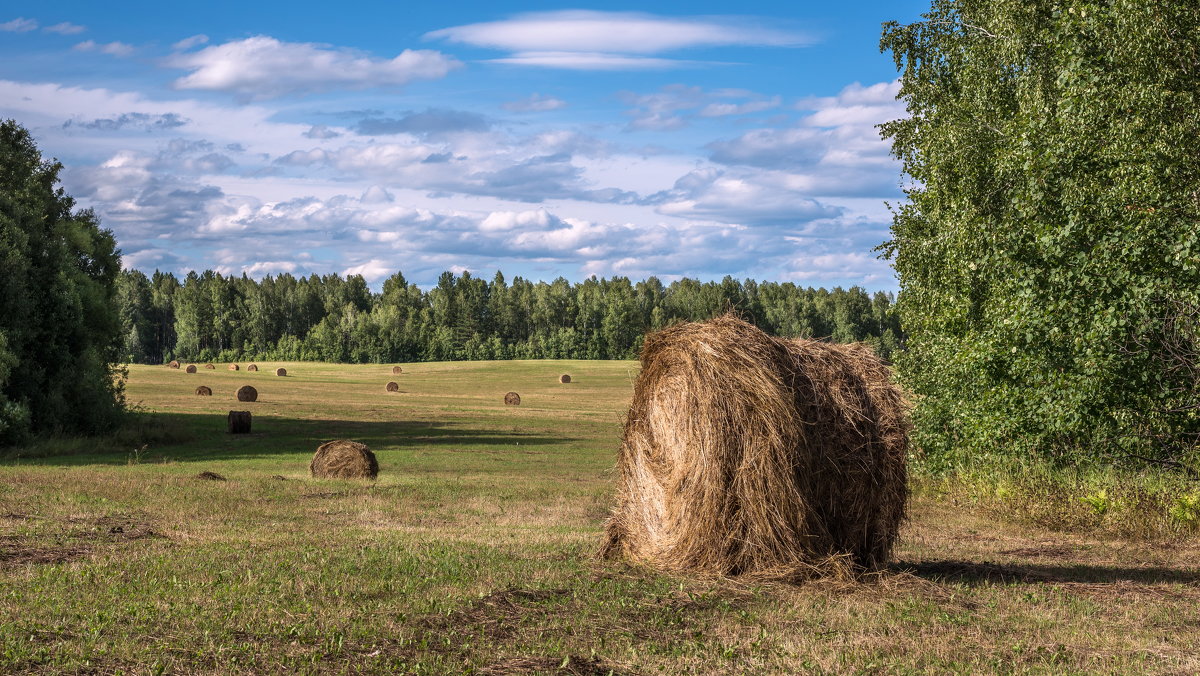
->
xmin=227 ymin=410 xmax=251 ymax=434
xmin=276 ymin=367 xmax=287 ymax=377
xmin=195 ymin=385 xmax=212 ymax=396
xmin=310 ymin=440 xmax=378 ymax=479
xmin=386 ymin=381 xmax=399 ymax=392
xmin=204 ymin=363 xmax=215 ymax=370
xmin=560 ymin=374 xmax=572 ymax=383
xmin=504 ymin=392 xmax=521 ymax=406
xmin=168 ymin=360 xmax=180 ymax=369
xmin=185 ymin=364 xmax=197 ymax=373
xmin=601 ymin=314 xmax=909 ymax=581
xmin=392 ymin=366 xmax=403 ymax=375
xmin=236 ymin=385 xmax=258 ymax=402
xmin=247 ymin=364 xmax=258 ymax=372
xmin=228 ymin=364 xmax=240 ymax=371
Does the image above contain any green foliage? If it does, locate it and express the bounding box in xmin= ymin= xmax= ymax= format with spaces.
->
xmin=0 ymin=120 xmax=125 ymax=442
xmin=881 ymin=2 xmax=1200 ymax=466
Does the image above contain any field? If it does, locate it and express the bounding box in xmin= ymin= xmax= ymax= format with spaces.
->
xmin=2 ymin=361 xmax=1199 ymax=674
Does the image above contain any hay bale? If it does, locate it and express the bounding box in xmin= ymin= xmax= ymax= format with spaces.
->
xmin=196 ymin=471 xmax=226 ymax=481
xmin=601 ymin=315 xmax=908 ymax=579
xmin=247 ymin=364 xmax=259 ymax=372
xmin=560 ymin=374 xmax=572 ymax=384
xmin=227 ymin=410 xmax=251 ymax=434
xmin=386 ymin=381 xmax=399 ymax=392
xmin=185 ymin=364 xmax=197 ymax=373
xmin=504 ymin=392 xmax=521 ymax=406
xmin=228 ymin=364 xmax=240 ymax=371
xmin=168 ymin=360 xmax=180 ymax=369
xmin=204 ymin=363 xmax=215 ymax=370
xmin=392 ymin=366 xmax=403 ymax=375
xmin=236 ymin=385 xmax=258 ymax=402
xmin=196 ymin=385 xmax=212 ymax=396
xmin=276 ymin=367 xmax=287 ymax=377
xmin=310 ymin=440 xmax=378 ymax=479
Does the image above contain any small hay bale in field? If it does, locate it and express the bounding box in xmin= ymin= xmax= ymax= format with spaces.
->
xmin=386 ymin=381 xmax=399 ymax=392
xmin=504 ymin=392 xmax=521 ymax=406
xmin=168 ymin=360 xmax=180 ymax=369
xmin=276 ymin=367 xmax=287 ymax=377
xmin=560 ymin=374 xmax=572 ymax=384
xmin=310 ymin=440 xmax=378 ymax=479
xmin=204 ymin=363 xmax=215 ymax=370
xmin=228 ymin=364 xmax=240 ymax=371
xmin=197 ymin=471 xmax=226 ymax=481
xmin=195 ymin=385 xmax=212 ymax=396
xmin=227 ymin=410 xmax=251 ymax=434
xmin=392 ymin=365 xmax=403 ymax=375
xmin=236 ymin=385 xmax=258 ymax=402
xmin=185 ymin=364 xmax=197 ymax=373
xmin=247 ymin=363 xmax=258 ymax=372
xmin=601 ymin=314 xmax=908 ymax=580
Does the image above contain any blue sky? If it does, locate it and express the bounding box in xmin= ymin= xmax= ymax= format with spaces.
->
xmin=0 ymin=1 xmax=926 ymax=289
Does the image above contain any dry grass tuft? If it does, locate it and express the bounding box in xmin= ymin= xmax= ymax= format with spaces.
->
xmin=195 ymin=385 xmax=212 ymax=396
xmin=196 ymin=471 xmax=226 ymax=481
xmin=236 ymin=385 xmax=257 ymax=402
xmin=505 ymin=392 xmax=521 ymax=406
xmin=602 ymin=314 xmax=909 ymax=580
xmin=386 ymin=381 xmax=399 ymax=392
xmin=310 ymin=439 xmax=378 ymax=479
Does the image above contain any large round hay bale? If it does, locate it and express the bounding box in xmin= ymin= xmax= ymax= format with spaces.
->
xmin=310 ymin=440 xmax=378 ymax=479
xmin=185 ymin=364 xmax=197 ymax=373
xmin=385 ymin=381 xmax=399 ymax=392
xmin=247 ymin=364 xmax=259 ymax=372
xmin=227 ymin=410 xmax=251 ymax=434
xmin=559 ymin=374 xmax=572 ymax=384
xmin=168 ymin=360 xmax=180 ymax=369
xmin=276 ymin=367 xmax=287 ymax=377
xmin=601 ymin=315 xmax=908 ymax=579
xmin=196 ymin=385 xmax=212 ymax=396
xmin=504 ymin=392 xmax=521 ymax=406
xmin=236 ymin=385 xmax=258 ymax=402
xmin=228 ymin=364 xmax=240 ymax=371
xmin=204 ymin=363 xmax=215 ymax=370
xmin=392 ymin=366 xmax=403 ymax=375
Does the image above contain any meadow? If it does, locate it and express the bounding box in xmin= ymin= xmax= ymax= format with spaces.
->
xmin=1 ymin=361 xmax=1198 ymax=674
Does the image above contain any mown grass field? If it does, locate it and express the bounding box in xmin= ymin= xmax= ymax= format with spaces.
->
xmin=2 ymin=361 xmax=1199 ymax=674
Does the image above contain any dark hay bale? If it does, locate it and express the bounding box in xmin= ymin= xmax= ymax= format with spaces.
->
xmin=386 ymin=381 xmax=399 ymax=392
xmin=247 ymin=364 xmax=258 ymax=372
xmin=601 ymin=314 xmax=909 ymax=580
xmin=204 ymin=363 xmax=215 ymax=370
xmin=185 ymin=364 xmax=197 ymax=373
xmin=228 ymin=364 xmax=240 ymax=371
xmin=236 ymin=385 xmax=258 ymax=402
xmin=168 ymin=360 xmax=180 ymax=369
xmin=196 ymin=471 xmax=226 ymax=481
xmin=195 ymin=385 xmax=212 ymax=396
xmin=504 ymin=392 xmax=521 ymax=406
xmin=310 ymin=440 xmax=378 ymax=479
xmin=227 ymin=410 xmax=251 ymax=434
xmin=392 ymin=365 xmax=403 ymax=375
xmin=560 ymin=374 xmax=572 ymax=383
xmin=276 ymin=367 xmax=287 ymax=377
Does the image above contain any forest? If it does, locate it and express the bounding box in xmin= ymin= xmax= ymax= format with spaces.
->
xmin=115 ymin=268 xmax=903 ymax=365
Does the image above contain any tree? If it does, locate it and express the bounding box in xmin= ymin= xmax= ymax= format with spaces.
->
xmin=880 ymin=2 xmax=1200 ymax=467
xmin=0 ymin=120 xmax=125 ymax=443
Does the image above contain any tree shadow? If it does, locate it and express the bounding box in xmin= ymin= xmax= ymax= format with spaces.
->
xmin=893 ymin=559 xmax=1200 ymax=586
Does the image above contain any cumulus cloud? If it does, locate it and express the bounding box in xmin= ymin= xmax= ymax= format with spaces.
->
xmin=64 ymin=112 xmax=189 ymax=132
xmin=621 ymin=85 xmax=781 ymax=131
xmin=167 ymin=36 xmax=462 ymax=99
xmin=172 ymin=34 xmax=208 ymax=50
xmin=648 ymin=167 xmax=842 ymax=226
xmin=303 ymin=124 xmax=341 ymax=139
xmin=43 ymin=22 xmax=85 ymax=35
xmin=74 ymin=40 xmax=135 ymax=57
xmin=355 ymin=109 xmax=489 ymax=137
xmin=502 ymin=93 xmax=567 ymax=113
xmin=0 ymin=17 xmax=37 ymax=32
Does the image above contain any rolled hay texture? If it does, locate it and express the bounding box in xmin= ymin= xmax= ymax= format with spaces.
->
xmin=504 ymin=392 xmax=521 ymax=406
xmin=601 ymin=315 xmax=909 ymax=579
xmin=228 ymin=364 xmax=240 ymax=371
xmin=560 ymin=374 xmax=572 ymax=384
xmin=276 ymin=367 xmax=287 ymax=377
xmin=196 ymin=385 xmax=212 ymax=396
xmin=392 ymin=366 xmax=403 ymax=375
xmin=185 ymin=364 xmax=197 ymax=373
xmin=227 ymin=410 xmax=252 ymax=434
xmin=168 ymin=360 xmax=180 ymax=369
xmin=310 ymin=440 xmax=378 ymax=479
xmin=204 ymin=363 xmax=215 ymax=370
xmin=386 ymin=381 xmax=399 ymax=392
xmin=247 ymin=364 xmax=258 ymax=372
xmin=236 ymin=385 xmax=258 ymax=402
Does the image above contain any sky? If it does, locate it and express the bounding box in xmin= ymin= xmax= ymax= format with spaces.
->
xmin=0 ymin=1 xmax=927 ymax=290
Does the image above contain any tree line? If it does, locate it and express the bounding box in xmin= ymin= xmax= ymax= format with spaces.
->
xmin=116 ymin=269 xmax=903 ymax=365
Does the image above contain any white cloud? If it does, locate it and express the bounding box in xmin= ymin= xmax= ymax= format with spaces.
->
xmin=698 ymin=96 xmax=780 ymax=117
xmin=650 ymin=167 xmax=843 ymax=226
xmin=43 ymin=22 xmax=86 ymax=35
xmin=303 ymin=124 xmax=341 ymax=139
xmin=0 ymin=17 xmax=37 ymax=32
xmin=502 ymin=93 xmax=567 ymax=113
xmin=488 ymin=52 xmax=694 ymax=70
xmin=342 ymin=259 xmax=394 ymax=281
xmin=172 ymin=34 xmax=208 ymax=50
xmin=167 ymin=36 xmax=461 ymax=99
xmin=621 ymin=85 xmax=780 ymax=131
xmin=74 ymin=40 xmax=135 ymax=57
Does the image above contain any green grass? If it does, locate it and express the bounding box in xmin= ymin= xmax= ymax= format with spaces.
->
xmin=2 ymin=361 xmax=1199 ymax=674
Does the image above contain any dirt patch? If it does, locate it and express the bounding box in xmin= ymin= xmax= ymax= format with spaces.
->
xmin=0 ymin=538 xmax=90 ymax=566
xmin=478 ymin=655 xmax=627 ymax=675
xmin=427 ymin=588 xmax=571 ymax=640
xmin=197 ymin=471 xmax=227 ymax=481
xmin=1 ymin=514 xmax=167 ymax=568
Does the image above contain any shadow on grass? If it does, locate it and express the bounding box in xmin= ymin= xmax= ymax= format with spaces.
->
xmin=895 ymin=559 xmax=1200 ymax=585
xmin=2 ymin=410 xmax=577 ymax=466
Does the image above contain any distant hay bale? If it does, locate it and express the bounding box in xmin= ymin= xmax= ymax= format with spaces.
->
xmin=196 ymin=471 xmax=226 ymax=481
xmin=392 ymin=366 xmax=403 ymax=375
xmin=386 ymin=381 xmax=399 ymax=392
xmin=168 ymin=360 xmax=180 ymax=369
xmin=310 ymin=440 xmax=378 ymax=479
xmin=228 ymin=364 xmax=240 ymax=371
xmin=185 ymin=364 xmax=197 ymax=373
xmin=504 ymin=392 xmax=521 ymax=406
xmin=236 ymin=385 xmax=258 ymax=402
xmin=204 ymin=363 xmax=215 ymax=370
xmin=276 ymin=367 xmax=287 ymax=377
xmin=247 ymin=364 xmax=259 ymax=372
xmin=601 ymin=314 xmax=909 ymax=580
xmin=195 ymin=385 xmax=212 ymax=396
xmin=227 ymin=410 xmax=251 ymax=434
xmin=560 ymin=374 xmax=572 ymax=383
